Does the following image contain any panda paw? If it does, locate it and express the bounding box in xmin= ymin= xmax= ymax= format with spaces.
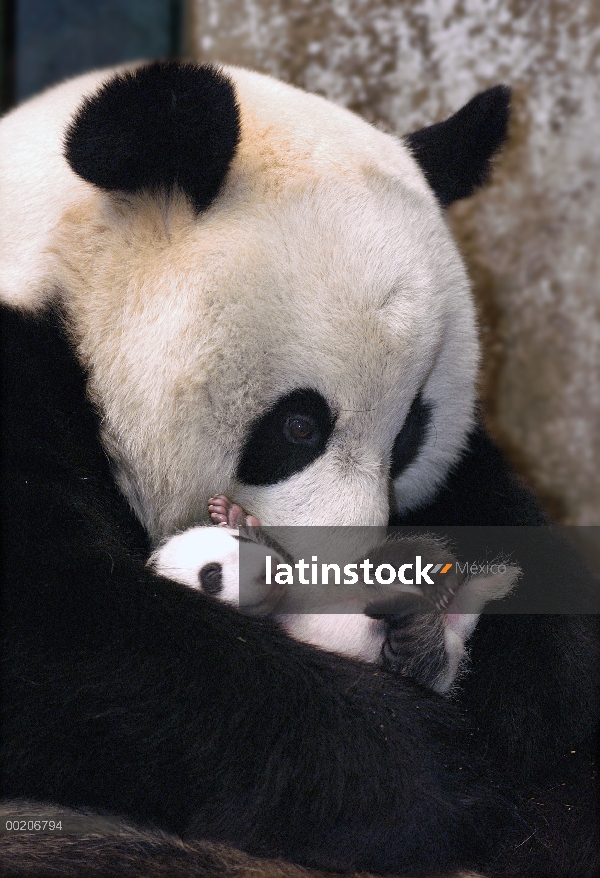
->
xmin=208 ymin=495 xmax=260 ymax=528
xmin=149 ymin=525 xmax=285 ymax=615
xmin=377 ymin=608 xmax=453 ymax=693
xmin=363 ymin=538 xmax=520 ymax=694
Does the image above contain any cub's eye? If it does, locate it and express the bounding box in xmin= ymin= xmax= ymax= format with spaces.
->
xmin=199 ymin=562 xmax=223 ymax=596
xmin=284 ymin=415 xmax=319 ymax=445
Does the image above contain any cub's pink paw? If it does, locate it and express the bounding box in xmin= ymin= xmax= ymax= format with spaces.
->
xmin=208 ymin=495 xmax=260 ymax=528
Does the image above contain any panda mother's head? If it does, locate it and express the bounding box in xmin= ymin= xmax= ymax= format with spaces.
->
xmin=52 ymin=62 xmax=508 ymax=540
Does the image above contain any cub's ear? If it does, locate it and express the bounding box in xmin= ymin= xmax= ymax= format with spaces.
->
xmin=64 ymin=61 xmax=240 ymax=213
xmin=405 ymin=85 xmax=511 ymax=207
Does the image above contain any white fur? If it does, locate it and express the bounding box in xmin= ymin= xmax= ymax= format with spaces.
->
xmin=150 ymin=526 xmax=286 ymax=614
xmin=150 ymin=527 xmax=242 ymax=599
xmin=0 ymin=63 xmax=478 ymax=552
xmin=0 ymin=67 xmax=127 ymax=310
xmin=150 ymin=525 xmax=387 ymax=662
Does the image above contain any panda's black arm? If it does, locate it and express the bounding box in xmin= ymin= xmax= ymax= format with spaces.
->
xmin=1 ymin=305 xmax=522 ymax=875
xmin=391 ymin=419 xmax=600 ymax=875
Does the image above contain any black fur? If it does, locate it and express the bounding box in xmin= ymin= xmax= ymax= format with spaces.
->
xmin=2 ymin=307 xmax=598 ymax=878
xmin=64 ymin=62 xmax=240 ymax=212
xmin=390 ymin=391 xmax=432 ymax=479
xmin=406 ymin=85 xmax=511 ymax=206
xmin=236 ymin=389 xmax=335 ymax=486
xmin=392 ymin=428 xmax=600 ymax=875
xmin=392 ymin=423 xmax=547 ymax=527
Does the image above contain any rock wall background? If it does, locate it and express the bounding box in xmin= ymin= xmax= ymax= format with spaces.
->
xmin=188 ymin=0 xmax=600 ymax=525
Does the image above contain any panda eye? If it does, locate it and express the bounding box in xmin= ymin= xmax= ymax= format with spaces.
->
xmin=284 ymin=415 xmax=319 ymax=445
xmin=199 ymin=562 xmax=223 ymax=596
xmin=236 ymin=388 xmax=335 ymax=486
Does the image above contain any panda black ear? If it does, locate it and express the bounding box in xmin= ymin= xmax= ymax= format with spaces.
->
xmin=65 ymin=61 xmax=240 ymax=213
xmin=405 ymin=85 xmax=511 ymax=207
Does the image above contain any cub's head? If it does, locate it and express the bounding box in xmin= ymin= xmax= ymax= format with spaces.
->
xmin=1 ymin=62 xmax=510 ymax=541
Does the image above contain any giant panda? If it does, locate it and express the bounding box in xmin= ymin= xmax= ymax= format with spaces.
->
xmin=0 ymin=61 xmax=598 ymax=878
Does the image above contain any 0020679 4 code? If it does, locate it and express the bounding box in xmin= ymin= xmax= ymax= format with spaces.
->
xmin=3 ymin=819 xmax=62 ymax=832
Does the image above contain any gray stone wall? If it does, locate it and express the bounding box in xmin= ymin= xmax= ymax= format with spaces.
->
xmin=189 ymin=0 xmax=600 ymax=525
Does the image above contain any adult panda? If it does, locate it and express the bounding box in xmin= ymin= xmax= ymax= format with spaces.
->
xmin=0 ymin=62 xmax=597 ymax=878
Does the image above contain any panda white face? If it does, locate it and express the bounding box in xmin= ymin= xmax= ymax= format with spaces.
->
xmin=0 ymin=63 xmax=508 ymax=549
xmin=64 ymin=175 xmax=475 ymax=542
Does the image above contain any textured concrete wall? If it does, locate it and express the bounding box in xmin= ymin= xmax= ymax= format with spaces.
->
xmin=189 ymin=0 xmax=600 ymax=525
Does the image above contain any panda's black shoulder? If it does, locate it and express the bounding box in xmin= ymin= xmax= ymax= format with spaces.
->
xmin=0 ymin=305 xmax=150 ymax=562
xmin=391 ymin=424 xmax=547 ymax=526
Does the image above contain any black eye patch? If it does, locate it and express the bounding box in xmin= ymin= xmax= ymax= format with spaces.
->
xmin=199 ymin=562 xmax=223 ymax=595
xmin=236 ymin=389 xmax=335 ymax=486
xmin=390 ymin=392 xmax=433 ymax=480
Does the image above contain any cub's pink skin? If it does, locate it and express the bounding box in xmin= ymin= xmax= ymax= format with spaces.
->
xmin=208 ymin=495 xmax=260 ymax=528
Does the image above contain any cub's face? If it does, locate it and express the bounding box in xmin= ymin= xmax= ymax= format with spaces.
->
xmin=1 ymin=64 xmax=509 ymax=545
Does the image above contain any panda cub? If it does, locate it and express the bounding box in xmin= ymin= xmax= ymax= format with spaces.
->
xmin=151 ymin=494 xmax=519 ymax=694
